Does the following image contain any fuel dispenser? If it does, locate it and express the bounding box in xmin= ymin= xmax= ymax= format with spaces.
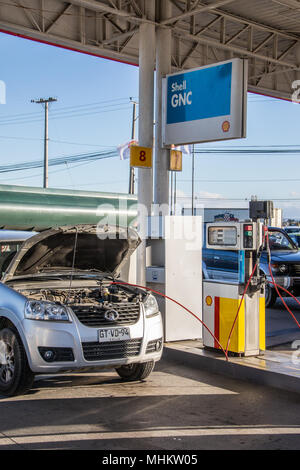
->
xmin=203 ymin=221 xmax=266 ymax=356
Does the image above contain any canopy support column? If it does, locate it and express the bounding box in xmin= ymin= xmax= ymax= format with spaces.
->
xmin=154 ymin=0 xmax=172 ymax=211
xmin=136 ymin=0 xmax=155 ymax=285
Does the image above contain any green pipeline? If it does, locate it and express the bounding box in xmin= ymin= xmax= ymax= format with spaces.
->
xmin=0 ymin=184 xmax=138 ymax=231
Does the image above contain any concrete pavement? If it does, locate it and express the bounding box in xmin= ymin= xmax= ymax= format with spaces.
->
xmin=1 ymin=351 xmax=300 ymax=450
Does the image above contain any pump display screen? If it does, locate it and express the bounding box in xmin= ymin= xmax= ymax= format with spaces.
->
xmin=208 ymin=226 xmax=238 ymax=246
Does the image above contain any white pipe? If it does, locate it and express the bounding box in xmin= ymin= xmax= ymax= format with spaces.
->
xmin=136 ymin=0 xmax=155 ymax=285
xmin=154 ymin=0 xmax=172 ymax=210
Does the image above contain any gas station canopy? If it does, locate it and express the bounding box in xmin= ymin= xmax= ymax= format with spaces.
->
xmin=1 ymin=0 xmax=300 ymax=101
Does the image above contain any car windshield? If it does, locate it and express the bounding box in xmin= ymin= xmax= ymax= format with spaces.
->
xmin=290 ymin=233 xmax=300 ymax=245
xmin=267 ymin=230 xmax=297 ymax=251
xmin=285 ymin=227 xmax=300 ymax=233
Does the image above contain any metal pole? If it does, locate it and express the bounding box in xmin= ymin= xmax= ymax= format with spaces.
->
xmin=44 ymin=101 xmax=49 ymax=189
xmin=136 ymin=0 xmax=155 ymax=285
xmin=170 ymin=171 xmax=173 ymax=215
xmin=129 ymin=99 xmax=137 ymax=194
xmin=192 ymin=144 xmax=195 ymax=215
xmin=154 ymin=0 xmax=172 ymax=211
xmin=31 ymin=97 xmax=57 ymax=189
xmin=174 ymin=171 xmax=177 ymax=212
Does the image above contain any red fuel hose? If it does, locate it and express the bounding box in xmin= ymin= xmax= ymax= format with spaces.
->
xmin=225 ymin=261 xmax=258 ymax=356
xmin=266 ymin=230 xmax=300 ymax=329
xmin=226 ymin=227 xmax=300 ymax=355
xmin=110 ymin=281 xmax=229 ymax=361
xmin=268 ymin=281 xmax=300 ymax=329
xmin=111 ymin=228 xmax=300 ymax=361
xmin=225 ymin=227 xmax=267 ymax=355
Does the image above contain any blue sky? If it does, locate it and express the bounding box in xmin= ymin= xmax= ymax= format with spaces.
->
xmin=1 ymin=32 xmax=300 ymax=218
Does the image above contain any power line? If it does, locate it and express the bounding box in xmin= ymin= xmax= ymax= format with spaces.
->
xmin=0 ymin=149 xmax=118 ymax=174
xmin=177 ymin=196 xmax=300 ymax=202
xmin=3 ymin=133 xmax=300 ymax=151
xmin=0 ymin=106 xmax=132 ymax=126
xmin=3 ymin=135 xmax=300 ymax=153
xmin=194 ymin=148 xmax=300 ymax=155
xmin=3 ymin=145 xmax=300 ymax=177
xmin=178 ymin=177 xmax=300 ymax=183
xmin=0 ymin=104 xmax=132 ymax=126
xmin=0 ymin=97 xmax=132 ymax=121
xmin=0 ymin=98 xmax=134 ymax=125
xmin=0 ymin=102 xmax=128 ymax=122
xmin=0 ymin=135 xmax=116 ymax=147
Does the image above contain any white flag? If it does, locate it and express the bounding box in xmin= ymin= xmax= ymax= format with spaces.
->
xmin=173 ymin=144 xmax=193 ymax=155
xmin=117 ymin=140 xmax=137 ymax=160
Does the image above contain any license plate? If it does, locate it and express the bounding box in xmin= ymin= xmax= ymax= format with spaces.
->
xmin=98 ymin=327 xmax=131 ymax=342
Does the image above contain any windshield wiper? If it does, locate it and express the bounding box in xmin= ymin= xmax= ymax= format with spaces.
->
xmin=40 ymin=267 xmax=107 ymax=274
xmin=71 ymin=271 xmax=115 ymax=280
xmin=39 ymin=270 xmax=113 ymax=280
xmin=7 ymin=274 xmax=65 ymax=281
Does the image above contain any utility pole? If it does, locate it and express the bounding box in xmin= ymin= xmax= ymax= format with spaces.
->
xmin=31 ymin=97 xmax=57 ymax=188
xmin=129 ymin=97 xmax=137 ymax=194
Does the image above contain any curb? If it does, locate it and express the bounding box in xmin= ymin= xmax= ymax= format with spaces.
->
xmin=163 ymin=342 xmax=300 ymax=395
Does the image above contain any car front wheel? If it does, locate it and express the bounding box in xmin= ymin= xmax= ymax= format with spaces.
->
xmin=265 ymin=283 xmax=277 ymax=308
xmin=116 ymin=361 xmax=155 ymax=381
xmin=0 ymin=327 xmax=34 ymax=397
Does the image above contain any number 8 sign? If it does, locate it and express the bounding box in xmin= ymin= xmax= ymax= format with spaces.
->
xmin=130 ymin=145 xmax=153 ymax=168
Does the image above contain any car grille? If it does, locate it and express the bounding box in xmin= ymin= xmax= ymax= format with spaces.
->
xmin=290 ymin=264 xmax=300 ymax=276
xmin=82 ymin=338 xmax=142 ymax=361
xmin=71 ymin=302 xmax=140 ymax=327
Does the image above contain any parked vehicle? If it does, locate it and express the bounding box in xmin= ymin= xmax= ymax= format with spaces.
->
xmin=289 ymin=233 xmax=300 ymax=248
xmin=283 ymin=226 xmax=300 ymax=235
xmin=0 ymin=224 xmax=163 ymax=396
xmin=202 ymin=227 xmax=300 ymax=308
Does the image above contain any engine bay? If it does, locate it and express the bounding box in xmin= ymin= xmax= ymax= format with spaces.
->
xmin=19 ymin=282 xmax=143 ymax=307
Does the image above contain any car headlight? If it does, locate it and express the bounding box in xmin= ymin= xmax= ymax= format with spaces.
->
xmin=24 ymin=300 xmax=71 ymax=322
xmin=279 ymin=264 xmax=288 ymax=274
xmin=144 ymin=294 xmax=159 ymax=318
xmin=271 ymin=263 xmax=288 ymax=274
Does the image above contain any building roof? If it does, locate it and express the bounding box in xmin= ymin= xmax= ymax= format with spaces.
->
xmin=0 ymin=0 xmax=299 ymax=100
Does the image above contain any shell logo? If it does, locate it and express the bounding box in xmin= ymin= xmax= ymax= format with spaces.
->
xmin=222 ymin=120 xmax=230 ymax=132
xmin=205 ymin=296 xmax=213 ymax=306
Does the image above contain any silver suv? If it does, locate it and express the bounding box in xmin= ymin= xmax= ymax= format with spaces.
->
xmin=0 ymin=225 xmax=163 ymax=396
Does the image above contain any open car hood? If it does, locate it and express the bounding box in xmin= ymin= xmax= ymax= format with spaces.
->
xmin=3 ymin=224 xmax=140 ymax=280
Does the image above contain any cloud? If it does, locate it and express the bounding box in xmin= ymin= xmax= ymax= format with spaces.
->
xmin=197 ymin=190 xmax=224 ymax=199
xmin=175 ymin=189 xmax=223 ymax=200
xmin=280 ymin=202 xmax=300 ymax=219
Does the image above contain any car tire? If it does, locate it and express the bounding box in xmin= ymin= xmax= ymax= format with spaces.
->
xmin=116 ymin=361 xmax=155 ymax=381
xmin=265 ymin=283 xmax=277 ymax=308
xmin=0 ymin=327 xmax=34 ymax=397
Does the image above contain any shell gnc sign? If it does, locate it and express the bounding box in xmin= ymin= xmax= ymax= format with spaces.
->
xmin=163 ymin=58 xmax=247 ymax=146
